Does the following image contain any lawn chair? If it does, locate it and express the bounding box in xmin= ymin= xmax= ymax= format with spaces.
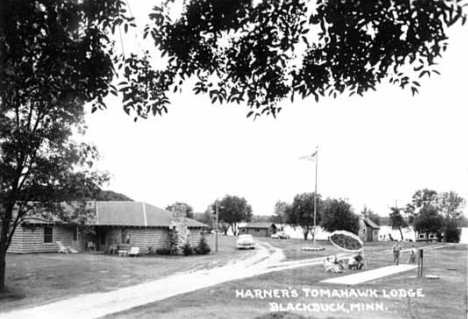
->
xmin=56 ymin=241 xmax=69 ymax=254
xmin=128 ymin=247 xmax=140 ymax=257
xmin=87 ymin=241 xmax=96 ymax=252
xmin=107 ymin=244 xmax=118 ymax=254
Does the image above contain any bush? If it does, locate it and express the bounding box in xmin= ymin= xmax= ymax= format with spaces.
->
xmin=182 ymin=242 xmax=193 ymax=256
xmin=155 ymin=248 xmax=172 ymax=255
xmin=445 ymin=221 xmax=461 ymax=243
xmin=194 ymin=236 xmax=211 ymax=255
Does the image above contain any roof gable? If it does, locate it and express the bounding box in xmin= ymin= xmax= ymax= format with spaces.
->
xmin=359 ymin=216 xmax=380 ymax=229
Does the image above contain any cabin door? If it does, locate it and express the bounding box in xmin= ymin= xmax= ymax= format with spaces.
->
xmin=71 ymin=226 xmax=81 ymax=251
xmin=96 ymin=229 xmax=107 ymax=251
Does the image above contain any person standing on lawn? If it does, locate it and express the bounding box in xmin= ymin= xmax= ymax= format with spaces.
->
xmin=407 ymin=245 xmax=417 ymax=264
xmin=392 ymin=241 xmax=402 ymax=265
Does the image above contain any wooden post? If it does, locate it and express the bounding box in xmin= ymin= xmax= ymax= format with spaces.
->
xmin=362 ymin=249 xmax=368 ymax=269
xmin=418 ymin=248 xmax=424 ymax=278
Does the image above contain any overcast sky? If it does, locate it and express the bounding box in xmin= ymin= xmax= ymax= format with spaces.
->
xmin=83 ymin=2 xmax=468 ymax=217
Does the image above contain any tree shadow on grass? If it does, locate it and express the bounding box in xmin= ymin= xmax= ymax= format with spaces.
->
xmin=254 ymin=313 xmax=308 ymax=319
xmin=254 ymin=312 xmax=341 ymax=319
xmin=0 ymin=286 xmax=25 ymax=302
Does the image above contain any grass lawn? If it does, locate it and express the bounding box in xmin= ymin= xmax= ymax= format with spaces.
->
xmin=104 ymin=243 xmax=467 ymax=319
xmin=0 ymin=234 xmax=247 ymax=312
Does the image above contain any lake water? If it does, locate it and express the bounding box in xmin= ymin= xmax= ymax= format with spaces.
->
xmin=282 ymin=225 xmax=468 ymax=244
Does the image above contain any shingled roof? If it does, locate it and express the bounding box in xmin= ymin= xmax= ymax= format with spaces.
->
xmin=22 ymin=201 xmax=207 ymax=228
xmin=94 ymin=201 xmax=206 ymax=228
xmin=360 ymin=216 xmax=380 ymax=229
xmin=95 ymin=202 xmax=207 ymax=227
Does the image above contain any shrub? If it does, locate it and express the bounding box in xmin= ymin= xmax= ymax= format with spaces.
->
xmin=155 ymin=248 xmax=172 ymax=255
xmin=445 ymin=221 xmax=461 ymax=243
xmin=182 ymin=242 xmax=193 ymax=256
xmin=195 ymin=236 xmax=211 ymax=255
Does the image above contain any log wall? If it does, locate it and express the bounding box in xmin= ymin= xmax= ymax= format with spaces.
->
xmin=8 ymin=225 xmax=206 ymax=254
xmin=8 ymin=225 xmax=74 ymax=254
xmin=101 ymin=227 xmax=205 ymax=252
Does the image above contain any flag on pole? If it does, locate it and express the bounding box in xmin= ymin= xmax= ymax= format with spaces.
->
xmin=300 ymin=150 xmax=317 ymax=161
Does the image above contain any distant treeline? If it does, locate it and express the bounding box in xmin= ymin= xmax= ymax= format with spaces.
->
xmin=94 ymin=190 xmax=133 ymax=202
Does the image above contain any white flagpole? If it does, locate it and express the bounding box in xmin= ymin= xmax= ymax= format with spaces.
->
xmin=313 ymin=146 xmax=318 ymax=245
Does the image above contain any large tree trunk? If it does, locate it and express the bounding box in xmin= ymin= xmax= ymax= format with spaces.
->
xmin=0 ymin=202 xmax=15 ymax=292
xmin=0 ymin=242 xmax=7 ymax=292
xmin=398 ymin=227 xmax=404 ymax=241
xmin=0 ymin=216 xmax=11 ymax=292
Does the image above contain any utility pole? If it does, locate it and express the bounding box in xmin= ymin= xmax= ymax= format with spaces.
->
xmin=300 ymin=146 xmax=319 ymax=245
xmin=215 ymin=200 xmax=219 ymax=252
xmin=313 ymin=146 xmax=318 ymax=245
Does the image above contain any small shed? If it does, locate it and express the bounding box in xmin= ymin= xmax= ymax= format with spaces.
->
xmin=239 ymin=222 xmax=277 ymax=237
xmin=358 ymin=216 xmax=380 ymax=242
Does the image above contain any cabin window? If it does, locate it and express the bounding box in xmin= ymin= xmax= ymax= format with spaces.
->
xmin=72 ymin=227 xmax=78 ymax=241
xmin=44 ymin=227 xmax=53 ymax=243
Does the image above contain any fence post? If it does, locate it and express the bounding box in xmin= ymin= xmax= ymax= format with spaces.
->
xmin=417 ymin=248 xmax=424 ymax=278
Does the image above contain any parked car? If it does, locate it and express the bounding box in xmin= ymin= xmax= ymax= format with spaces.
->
xmin=271 ymin=231 xmax=290 ymax=239
xmin=236 ymin=234 xmax=256 ymax=249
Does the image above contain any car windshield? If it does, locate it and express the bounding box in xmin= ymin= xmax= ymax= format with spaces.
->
xmin=239 ymin=235 xmax=253 ymax=240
